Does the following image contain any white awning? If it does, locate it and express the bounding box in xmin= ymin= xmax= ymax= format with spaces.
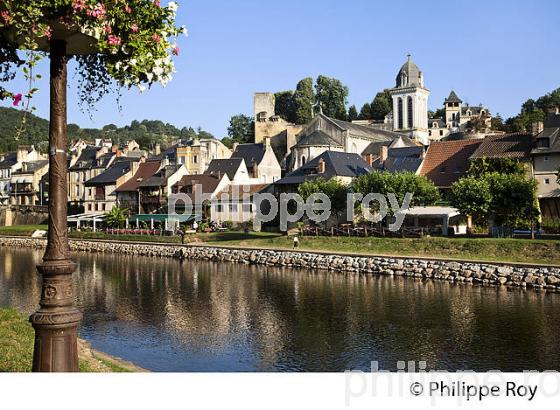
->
xmin=397 ymin=206 xmax=461 ymax=218
xmin=11 ymin=176 xmax=33 ymax=184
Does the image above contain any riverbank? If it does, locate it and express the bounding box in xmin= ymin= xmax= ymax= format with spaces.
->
xmin=0 ymin=308 xmax=144 ymax=372
xmin=1 ymin=236 xmax=559 ymax=292
xmin=1 ymin=226 xmax=558 ymax=265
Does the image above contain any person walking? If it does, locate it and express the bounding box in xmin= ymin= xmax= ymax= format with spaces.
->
xmin=293 ymin=235 xmax=299 ymax=249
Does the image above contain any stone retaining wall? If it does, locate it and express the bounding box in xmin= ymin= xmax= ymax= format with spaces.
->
xmin=1 ymin=236 xmax=559 ymax=291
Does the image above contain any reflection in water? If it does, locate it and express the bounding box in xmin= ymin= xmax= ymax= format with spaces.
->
xmin=1 ymin=247 xmax=560 ymax=372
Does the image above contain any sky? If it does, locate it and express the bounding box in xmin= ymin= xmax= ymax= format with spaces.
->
xmin=2 ymin=0 xmax=560 ymax=138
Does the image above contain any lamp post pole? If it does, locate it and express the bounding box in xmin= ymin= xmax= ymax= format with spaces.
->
xmin=30 ymin=39 xmax=82 ymax=372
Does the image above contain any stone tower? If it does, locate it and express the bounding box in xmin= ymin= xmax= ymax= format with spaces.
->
xmin=444 ymin=90 xmax=462 ymax=128
xmin=389 ymin=55 xmax=430 ymax=144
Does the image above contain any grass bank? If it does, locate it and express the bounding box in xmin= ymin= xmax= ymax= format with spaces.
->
xmin=1 ymin=227 xmax=559 ymax=265
xmin=0 ymin=308 xmax=135 ymax=372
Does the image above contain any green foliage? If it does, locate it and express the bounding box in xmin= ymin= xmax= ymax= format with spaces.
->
xmin=450 ymin=176 xmax=492 ymax=223
xmin=370 ymin=89 xmax=392 ymax=120
xmin=223 ymin=114 xmax=254 ymax=148
xmin=274 ymin=90 xmax=296 ymax=123
xmin=358 ymin=103 xmax=372 ymax=120
xmin=348 ymin=105 xmax=358 ymax=121
xmin=468 ymin=157 xmax=526 ymax=177
xmin=352 ymin=172 xmax=440 ymax=211
xmin=315 ymin=75 xmax=348 ymax=120
xmin=297 ymin=178 xmax=349 ymax=217
xmin=293 ymin=77 xmax=315 ymax=124
xmin=506 ymin=88 xmax=560 ymax=132
xmin=104 ymin=206 xmax=128 ymax=228
xmin=490 ymin=114 xmax=506 ymax=131
xmin=429 ymin=108 xmax=446 ymax=119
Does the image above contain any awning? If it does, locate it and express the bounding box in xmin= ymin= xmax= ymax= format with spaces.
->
xmin=128 ymin=214 xmax=196 ymax=223
xmin=67 ymin=213 xmax=106 ymax=222
xmin=396 ymin=206 xmax=461 ymax=218
xmin=12 ymin=176 xmax=33 ymax=184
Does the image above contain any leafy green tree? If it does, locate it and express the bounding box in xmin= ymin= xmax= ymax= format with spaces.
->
xmin=468 ymin=157 xmax=526 ymax=177
xmin=490 ymin=114 xmax=506 ymax=131
xmin=358 ymin=103 xmax=372 ymax=120
xmin=298 ymin=178 xmax=349 ymax=221
xmin=315 ymin=75 xmax=349 ymax=120
xmin=450 ymin=176 xmax=492 ymax=225
xmin=227 ymin=114 xmax=254 ymax=145
xmin=348 ymin=105 xmax=358 ymax=121
xmin=293 ymin=77 xmax=315 ymax=125
xmin=105 ymin=206 xmax=128 ymax=228
xmin=370 ymin=90 xmax=392 ymax=120
xmin=352 ymin=172 xmax=440 ymax=212
xmin=274 ymin=91 xmax=296 ymax=123
xmin=429 ymin=108 xmax=446 ymax=119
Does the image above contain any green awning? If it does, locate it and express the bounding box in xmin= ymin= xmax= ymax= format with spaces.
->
xmin=128 ymin=214 xmax=196 ymax=223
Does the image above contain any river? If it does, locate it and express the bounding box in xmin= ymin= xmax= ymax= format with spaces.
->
xmin=0 ymin=247 xmax=559 ymax=372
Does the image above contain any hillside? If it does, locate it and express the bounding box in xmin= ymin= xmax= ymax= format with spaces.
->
xmin=0 ymin=107 xmax=215 ymax=153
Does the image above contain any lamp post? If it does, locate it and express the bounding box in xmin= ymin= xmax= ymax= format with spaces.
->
xmin=29 ymin=39 xmax=82 ymax=372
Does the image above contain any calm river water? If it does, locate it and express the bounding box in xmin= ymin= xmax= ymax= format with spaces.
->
xmin=0 ymin=247 xmax=559 ymax=372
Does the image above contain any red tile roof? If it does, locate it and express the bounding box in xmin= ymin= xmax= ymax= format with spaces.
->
xmin=420 ymin=139 xmax=482 ymax=188
xmin=115 ymin=160 xmax=161 ymax=192
xmin=470 ymin=133 xmax=534 ymax=160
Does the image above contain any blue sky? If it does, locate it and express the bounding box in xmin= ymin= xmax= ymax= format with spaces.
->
xmin=3 ymin=0 xmax=560 ymax=138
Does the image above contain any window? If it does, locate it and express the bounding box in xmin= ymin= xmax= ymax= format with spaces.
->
xmin=440 ymin=130 xmax=444 ymax=136
xmin=242 ymin=204 xmax=252 ymax=213
xmin=439 ymin=166 xmax=446 ymax=173
xmin=193 ymin=155 xmax=198 ymax=164
xmin=102 ymin=203 xmax=106 ymax=211
xmin=545 ymin=178 xmax=550 ymax=184
xmin=544 ymin=156 xmax=549 ymax=161
xmin=428 ymin=131 xmax=432 ymax=136
xmin=397 ymin=98 xmax=403 ymax=129
xmin=88 ymin=204 xmax=92 ymax=211
xmin=301 ymin=156 xmax=306 ymax=166
xmin=216 ymin=204 xmax=223 ymax=212
xmin=229 ymin=204 xmax=238 ymax=212
xmin=407 ymin=97 xmax=413 ymax=129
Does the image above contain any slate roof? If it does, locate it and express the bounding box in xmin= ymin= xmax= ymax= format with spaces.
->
xmin=0 ymin=153 xmax=17 ymax=169
xmin=204 ymin=158 xmax=244 ymax=180
xmin=470 ymin=133 xmax=534 ymax=161
xmin=328 ymin=115 xmax=402 ymax=140
xmin=115 ymin=160 xmax=161 ymax=192
xmin=532 ymin=127 xmax=560 ymax=155
xmin=275 ymin=151 xmax=372 ymax=185
xmin=380 ymin=156 xmax=424 ymax=173
xmin=395 ymin=55 xmax=423 ymax=88
xmin=69 ymin=146 xmax=101 ymax=170
xmin=461 ymin=105 xmax=489 ymax=116
xmin=445 ymin=91 xmax=462 ymax=104
xmin=85 ymin=160 xmax=132 ymax=186
xmin=420 ymin=139 xmax=482 ymax=188
xmin=231 ymin=143 xmax=266 ymax=168
xmin=150 ymin=144 xmax=177 ymax=162
xmin=138 ymin=164 xmax=182 ymax=188
xmin=12 ymin=160 xmax=48 ymax=175
xmin=428 ymin=118 xmax=446 ymax=128
xmin=545 ymin=113 xmax=560 ymax=128
xmin=294 ymin=130 xmax=342 ymax=148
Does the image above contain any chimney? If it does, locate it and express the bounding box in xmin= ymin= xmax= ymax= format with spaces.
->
xmin=532 ymin=121 xmax=544 ymax=136
xmin=155 ymin=143 xmax=161 ymax=156
xmin=364 ymin=153 xmax=374 ymax=167
xmin=379 ymin=145 xmax=388 ymax=163
xmin=251 ymin=159 xmax=258 ymax=178
xmin=232 ymin=142 xmax=239 ymax=153
xmin=264 ymin=137 xmax=271 ymax=150
xmin=16 ymin=146 xmax=27 ymax=162
xmin=317 ymin=158 xmax=326 ymax=174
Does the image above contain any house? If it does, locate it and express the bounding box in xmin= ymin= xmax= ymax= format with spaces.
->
xmin=419 ymin=139 xmax=482 ymax=194
xmin=9 ymin=159 xmax=49 ymax=206
xmin=68 ymin=145 xmax=116 ymax=209
xmin=0 ymin=145 xmax=43 ymax=205
xmin=171 ymin=173 xmax=231 ymax=219
xmin=84 ymin=159 xmax=140 ymax=213
xmin=275 ymin=150 xmax=373 ymax=192
xmin=115 ymin=160 xmax=162 ymax=214
xmin=531 ymin=110 xmax=560 ymax=218
xmin=469 ymin=132 xmax=534 ymax=173
xmin=362 ymin=136 xmax=424 ymax=174
xmin=289 ymin=113 xmax=404 ymax=171
xmin=137 ymin=163 xmax=188 ymax=214
xmin=211 ymin=183 xmax=270 ymax=224
xmin=230 ymin=138 xmax=281 ymax=183
xmin=175 ymin=138 xmax=232 ymax=174
xmin=204 ymin=158 xmax=252 ymax=184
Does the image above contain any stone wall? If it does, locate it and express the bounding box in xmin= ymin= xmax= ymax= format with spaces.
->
xmin=1 ymin=236 xmax=558 ymax=291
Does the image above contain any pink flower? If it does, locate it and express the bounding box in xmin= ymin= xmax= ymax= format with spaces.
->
xmin=44 ymin=26 xmax=53 ymax=40
xmin=131 ymin=23 xmax=139 ymax=33
xmin=1 ymin=11 xmax=11 ymax=25
xmin=154 ymin=0 xmax=161 ymax=7
xmin=152 ymin=33 xmax=161 ymax=43
xmin=125 ymin=5 xmax=132 ymax=13
xmin=89 ymin=3 xmax=106 ymax=19
xmin=72 ymin=0 xmax=86 ymax=12
xmin=104 ymin=25 xmax=112 ymax=34
xmin=107 ymin=35 xmax=122 ymax=46
xmin=12 ymin=94 xmax=22 ymax=107
xmin=172 ymin=46 xmax=179 ymax=56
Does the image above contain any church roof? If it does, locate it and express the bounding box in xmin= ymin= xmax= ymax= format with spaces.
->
xmin=395 ymin=55 xmax=424 ymax=88
xmin=294 ymin=130 xmax=343 ymax=148
xmin=231 ymin=143 xmax=266 ymax=168
xmin=445 ymin=91 xmax=462 ymax=104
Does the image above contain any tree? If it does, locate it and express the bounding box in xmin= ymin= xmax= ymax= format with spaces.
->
xmin=274 ymin=90 xmax=296 ymax=123
xmin=298 ymin=178 xmax=349 ymax=222
xmin=370 ymin=90 xmax=392 ymax=120
xmin=468 ymin=157 xmax=526 ymax=177
xmin=490 ymin=114 xmax=505 ymax=131
xmin=450 ymin=176 xmax=492 ymax=226
xmin=358 ymin=103 xmax=372 ymax=120
xmin=352 ymin=172 xmax=440 ymax=213
xmin=293 ymin=77 xmax=315 ymax=124
xmin=505 ymin=87 xmax=560 ymax=132
xmin=430 ymin=108 xmax=446 ymax=119
xmin=466 ymin=115 xmax=488 ymax=133
xmin=227 ymin=114 xmax=254 ymax=145
xmin=315 ymin=75 xmax=348 ymax=120
xmin=348 ymin=105 xmax=358 ymax=121
xmin=105 ymin=206 xmax=127 ymax=228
